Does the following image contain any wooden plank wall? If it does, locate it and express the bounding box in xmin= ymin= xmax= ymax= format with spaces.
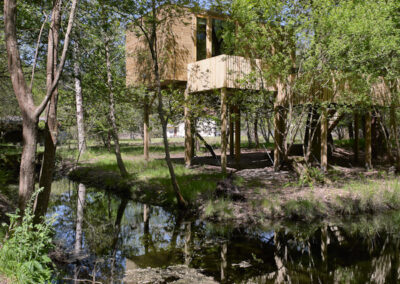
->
xmin=126 ymin=8 xmax=196 ymax=87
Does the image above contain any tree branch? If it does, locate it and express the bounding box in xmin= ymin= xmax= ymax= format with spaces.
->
xmin=35 ymin=0 xmax=79 ymax=118
xmin=30 ymin=12 xmax=49 ymax=92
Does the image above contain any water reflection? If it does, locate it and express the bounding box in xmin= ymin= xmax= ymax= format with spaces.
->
xmin=49 ymin=180 xmax=400 ymax=283
xmin=74 ymin=183 xmax=86 ymax=283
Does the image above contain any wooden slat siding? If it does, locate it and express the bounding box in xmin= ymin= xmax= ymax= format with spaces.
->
xmin=187 ymin=55 xmax=273 ymax=93
xmin=126 ymin=8 xmax=196 ymax=87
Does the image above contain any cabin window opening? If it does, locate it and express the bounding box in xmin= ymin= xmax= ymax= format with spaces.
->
xmin=212 ymin=19 xmax=234 ymax=57
xmin=196 ymin=17 xmax=207 ymax=61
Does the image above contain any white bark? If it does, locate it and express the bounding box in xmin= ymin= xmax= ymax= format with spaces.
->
xmin=73 ymin=42 xmax=86 ymax=154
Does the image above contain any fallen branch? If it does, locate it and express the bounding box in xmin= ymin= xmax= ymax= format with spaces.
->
xmin=195 ymin=132 xmax=219 ymax=164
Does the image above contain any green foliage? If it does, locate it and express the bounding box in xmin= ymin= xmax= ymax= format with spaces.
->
xmin=0 ymin=189 xmax=55 ymax=284
xmin=298 ymin=167 xmax=325 ymax=187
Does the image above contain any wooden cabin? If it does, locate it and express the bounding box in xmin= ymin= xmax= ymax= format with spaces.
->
xmin=126 ymin=6 xmax=272 ymax=172
xmin=126 ymin=6 xmax=393 ymax=173
xmin=125 ymin=6 xmax=270 ymax=92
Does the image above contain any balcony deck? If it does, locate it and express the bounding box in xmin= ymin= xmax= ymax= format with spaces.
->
xmin=187 ymin=55 xmax=275 ymax=93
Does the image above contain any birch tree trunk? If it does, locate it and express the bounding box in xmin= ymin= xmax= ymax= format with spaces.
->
xmin=73 ymin=41 xmax=86 ymax=155
xmin=105 ymin=40 xmax=128 ymax=178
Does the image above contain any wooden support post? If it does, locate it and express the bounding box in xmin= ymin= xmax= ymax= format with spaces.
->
xmin=235 ymin=106 xmax=241 ymax=167
xmin=365 ymin=111 xmax=372 ymax=170
xmin=354 ymin=111 xmax=359 ymax=163
xmin=220 ymin=88 xmax=228 ymax=174
xmin=184 ymin=89 xmax=192 ymax=167
xmin=206 ymin=17 xmax=212 ymax=59
xmin=229 ymin=107 xmax=234 ymax=156
xmin=320 ymin=105 xmax=328 ymax=172
xmin=143 ymin=103 xmax=150 ymax=161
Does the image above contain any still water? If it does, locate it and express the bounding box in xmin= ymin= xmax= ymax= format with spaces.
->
xmin=49 ymin=179 xmax=400 ymax=283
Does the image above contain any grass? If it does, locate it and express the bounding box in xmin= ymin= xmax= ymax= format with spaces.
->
xmin=335 ymin=178 xmax=400 ymax=214
xmin=64 ymin=142 xmax=224 ymax=207
xmin=204 ymin=198 xmax=233 ymax=220
xmin=334 ymin=138 xmax=365 ymax=149
xmin=256 ymin=177 xmax=400 ymax=222
xmin=281 ymin=198 xmax=325 ymax=221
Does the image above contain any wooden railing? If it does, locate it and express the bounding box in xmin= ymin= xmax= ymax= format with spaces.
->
xmin=187 ymin=55 xmax=274 ymax=93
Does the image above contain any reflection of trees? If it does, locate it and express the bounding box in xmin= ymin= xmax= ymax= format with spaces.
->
xmin=74 ymin=183 xmax=86 ymax=283
xmin=220 ymin=242 xmax=227 ymax=282
xmin=110 ymin=199 xmax=128 ymax=283
xmin=184 ymin=222 xmax=192 ymax=266
xmin=273 ymin=230 xmax=291 ymax=284
xmin=49 ymin=184 xmax=400 ymax=283
xmin=74 ymin=183 xmax=86 ymax=255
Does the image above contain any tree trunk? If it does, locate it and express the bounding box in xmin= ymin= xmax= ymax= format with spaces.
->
xmin=254 ymin=113 xmax=260 ymax=148
xmin=354 ymin=111 xmax=359 ymax=163
xmin=190 ymin=118 xmax=196 ymax=159
xmin=390 ymin=103 xmax=400 ymax=172
xmin=74 ymin=41 xmax=86 ymax=155
xmin=156 ymin=88 xmax=187 ymax=208
xmin=229 ymin=106 xmax=234 ymax=156
xmin=184 ymin=89 xmax=192 ymax=167
xmin=143 ymin=101 xmax=150 ymax=161
xmin=273 ymin=106 xmax=285 ymax=171
xmin=310 ymin=106 xmax=321 ymax=163
xmin=348 ymin=120 xmax=354 ymax=140
xmin=35 ymin=0 xmax=62 ymax=223
xmin=321 ymin=105 xmax=328 ymax=172
xmin=245 ymin=112 xmax=252 ymax=148
xmin=105 ymin=40 xmax=128 ymax=178
xmin=259 ymin=118 xmax=270 ymax=144
xmin=365 ymin=111 xmax=372 ymax=169
xmin=304 ymin=105 xmax=312 ymax=154
xmin=19 ymin=116 xmax=39 ymax=214
xmin=153 ymin=59 xmax=187 ymax=208
xmin=235 ymin=106 xmax=241 ymax=167
xmin=4 ymin=0 xmax=78 ymax=216
xmin=220 ymin=88 xmax=228 ymax=174
xmin=196 ymin=132 xmax=218 ymax=161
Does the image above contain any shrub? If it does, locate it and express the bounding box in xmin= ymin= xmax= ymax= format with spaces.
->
xmin=0 ymin=189 xmax=55 ymax=283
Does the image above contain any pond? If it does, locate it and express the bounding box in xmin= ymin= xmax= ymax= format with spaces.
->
xmin=49 ymin=179 xmax=400 ymax=283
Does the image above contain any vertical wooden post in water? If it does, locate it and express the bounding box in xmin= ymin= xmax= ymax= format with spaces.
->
xmin=235 ymin=106 xmax=241 ymax=167
xmin=320 ymin=105 xmax=328 ymax=172
xmin=184 ymin=89 xmax=192 ymax=167
xmin=354 ymin=111 xmax=359 ymax=163
xmin=365 ymin=111 xmax=372 ymax=169
xmin=229 ymin=106 xmax=234 ymax=156
xmin=220 ymin=88 xmax=228 ymax=174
